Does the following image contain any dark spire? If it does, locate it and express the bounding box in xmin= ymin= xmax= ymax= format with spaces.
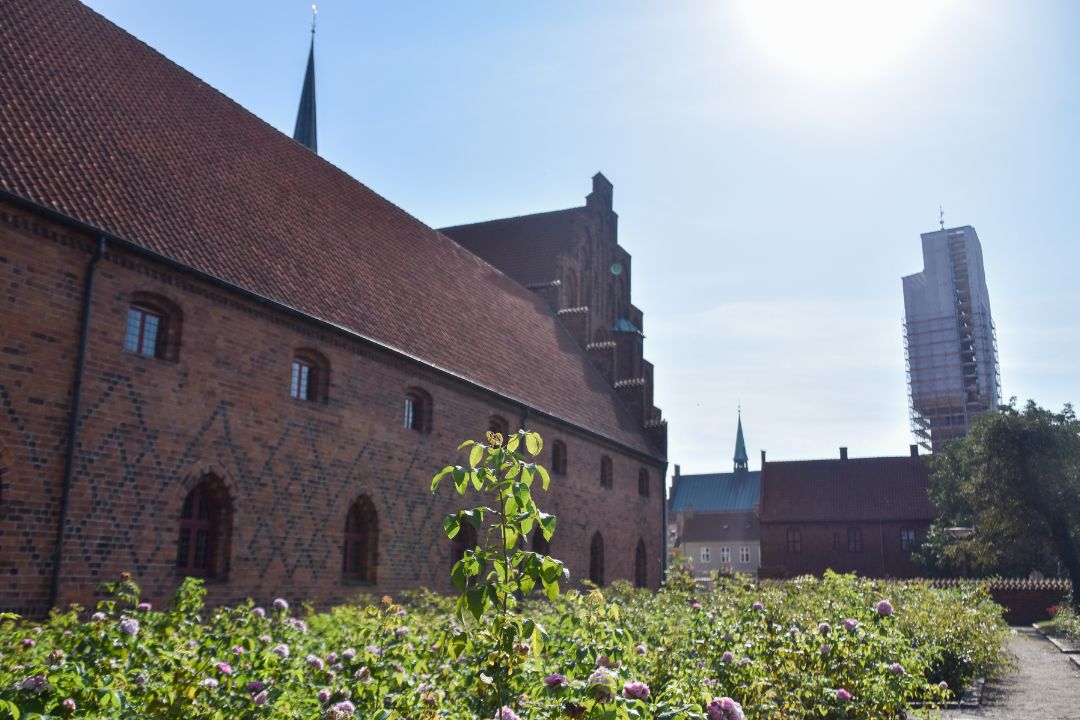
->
xmin=733 ymin=408 xmax=748 ymax=472
xmin=292 ymin=10 xmax=317 ymax=153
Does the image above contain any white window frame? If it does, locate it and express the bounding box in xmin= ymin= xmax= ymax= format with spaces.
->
xmin=699 ymin=546 xmax=711 ymax=563
xmin=719 ymin=546 xmax=731 ymax=564
xmin=739 ymin=546 xmax=751 ymax=564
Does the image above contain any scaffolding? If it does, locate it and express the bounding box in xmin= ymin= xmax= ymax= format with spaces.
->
xmin=904 ymin=228 xmax=1000 ymax=452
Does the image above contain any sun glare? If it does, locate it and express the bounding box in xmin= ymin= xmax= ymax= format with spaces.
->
xmin=734 ymin=0 xmax=956 ymax=85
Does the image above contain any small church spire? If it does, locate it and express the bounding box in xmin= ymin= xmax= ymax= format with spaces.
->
xmin=733 ymin=408 xmax=749 ymax=472
xmin=292 ymin=5 xmax=318 ymax=153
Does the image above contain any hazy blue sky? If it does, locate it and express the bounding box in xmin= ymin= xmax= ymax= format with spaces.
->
xmin=82 ymin=1 xmax=1080 ymax=474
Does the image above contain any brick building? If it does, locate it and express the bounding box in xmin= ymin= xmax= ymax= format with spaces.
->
xmin=758 ymin=448 xmax=935 ymax=578
xmin=0 ymin=0 xmax=666 ymax=616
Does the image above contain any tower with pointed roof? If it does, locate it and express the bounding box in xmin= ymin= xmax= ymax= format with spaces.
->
xmin=292 ymin=13 xmax=317 ymax=153
xmin=733 ymin=412 xmax=748 ymax=472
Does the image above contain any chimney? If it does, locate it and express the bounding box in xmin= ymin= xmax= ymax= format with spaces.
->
xmin=671 ymin=464 xmax=681 ymax=494
xmin=840 ymin=447 xmax=848 ymax=461
xmin=760 ymin=450 xmax=766 ymax=466
xmin=910 ymin=444 xmax=919 ymax=457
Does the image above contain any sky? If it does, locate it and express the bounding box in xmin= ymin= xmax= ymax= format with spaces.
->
xmin=82 ymin=0 xmax=1080 ymax=476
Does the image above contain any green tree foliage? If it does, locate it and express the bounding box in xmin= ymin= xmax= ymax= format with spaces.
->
xmin=917 ymin=401 xmax=1080 ymax=606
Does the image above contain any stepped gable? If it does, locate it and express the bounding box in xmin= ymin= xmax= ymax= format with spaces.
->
xmin=0 ymin=0 xmax=658 ymax=456
xmin=759 ymin=456 xmax=935 ymax=523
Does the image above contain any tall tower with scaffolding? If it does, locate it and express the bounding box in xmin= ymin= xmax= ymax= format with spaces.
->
xmin=902 ymin=224 xmax=1001 ymax=452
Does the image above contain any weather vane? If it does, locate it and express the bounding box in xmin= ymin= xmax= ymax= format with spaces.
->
xmin=939 ymin=205 xmax=945 ymax=230
xmin=311 ymin=4 xmax=317 ymax=34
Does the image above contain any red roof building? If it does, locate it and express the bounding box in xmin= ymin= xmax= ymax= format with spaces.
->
xmin=758 ymin=447 xmax=935 ymax=578
xmin=0 ymin=0 xmax=666 ymax=615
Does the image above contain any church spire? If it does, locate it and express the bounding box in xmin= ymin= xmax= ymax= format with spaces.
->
xmin=292 ymin=6 xmax=318 ymax=153
xmin=733 ymin=408 xmax=748 ymax=472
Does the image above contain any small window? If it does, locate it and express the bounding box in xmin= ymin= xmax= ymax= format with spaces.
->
xmin=589 ymin=532 xmax=605 ymax=585
xmin=532 ymin=528 xmax=551 ymax=556
xmin=176 ymin=477 xmax=230 ymax=578
xmin=739 ymin=546 xmax=751 ymax=564
xmin=343 ymin=496 xmax=378 ymax=583
xmin=900 ymin=528 xmax=917 ymax=552
xmin=488 ymin=415 xmax=509 ymax=439
xmin=638 ymin=468 xmax=650 ymax=497
xmin=124 ymin=292 xmax=181 ymax=361
xmin=125 ymin=305 xmax=163 ymax=357
xmin=700 ymin=546 xmax=711 ymax=563
xmin=847 ymin=527 xmax=863 ymax=553
xmin=551 ymin=440 xmax=567 ymax=475
xmin=786 ymin=528 xmax=802 ymax=554
xmin=290 ymin=349 xmax=329 ymax=402
xmin=600 ymin=455 xmax=613 ymax=489
xmin=404 ymin=388 xmax=432 ymax=433
xmin=719 ymin=546 xmax=731 ymax=564
xmin=452 ymin=521 xmax=477 ymax=569
xmin=634 ymin=539 xmax=648 ymax=588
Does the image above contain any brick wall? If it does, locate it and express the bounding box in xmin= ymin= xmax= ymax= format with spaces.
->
xmin=760 ymin=520 xmax=930 ymax=578
xmin=929 ymin=578 xmax=1072 ymax=625
xmin=0 ymin=201 xmax=665 ymax=616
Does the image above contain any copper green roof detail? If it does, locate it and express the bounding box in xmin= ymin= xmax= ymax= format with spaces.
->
xmin=293 ymin=35 xmax=317 ymax=152
xmin=733 ymin=413 xmax=748 ymax=471
xmin=668 ymin=470 xmax=760 ymax=514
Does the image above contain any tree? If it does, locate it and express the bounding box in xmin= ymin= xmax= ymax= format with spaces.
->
xmin=918 ymin=401 xmax=1080 ymax=608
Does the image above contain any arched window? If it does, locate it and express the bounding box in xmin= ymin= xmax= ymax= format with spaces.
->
xmin=124 ymin=292 xmax=181 ymax=361
xmin=176 ymin=477 xmax=230 ymax=578
xmin=532 ymin=528 xmax=551 ymax=556
xmin=551 ymin=440 xmax=567 ymax=475
xmin=600 ymin=455 xmax=613 ymax=489
xmin=638 ymin=468 xmax=650 ymax=497
xmin=634 ymin=538 xmax=647 ymax=588
xmin=290 ymin=348 xmax=329 ymax=402
xmin=343 ymin=495 xmax=378 ymax=583
xmin=404 ymin=387 xmax=432 ymax=433
xmin=453 ymin=521 xmax=478 ymax=568
xmin=589 ymin=532 xmax=605 ymax=585
xmin=488 ymin=415 xmax=509 ymax=439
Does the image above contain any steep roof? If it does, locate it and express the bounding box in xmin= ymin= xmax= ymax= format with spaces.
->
xmin=680 ymin=511 xmax=759 ymax=544
xmin=759 ymin=456 xmax=935 ymax=523
xmin=733 ymin=416 xmax=748 ymax=467
xmin=0 ymin=0 xmax=659 ymax=457
xmin=668 ymin=470 xmax=760 ymax=514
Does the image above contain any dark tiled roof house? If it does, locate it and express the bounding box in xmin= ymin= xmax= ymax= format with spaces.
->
xmin=758 ymin=447 xmax=935 ymax=578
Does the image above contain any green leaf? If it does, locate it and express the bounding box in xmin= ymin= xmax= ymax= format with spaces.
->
xmin=443 ymin=513 xmax=461 ymax=539
xmin=506 ymin=434 xmax=520 ymax=453
xmin=469 ymin=443 xmax=484 ymax=468
xmin=431 ymin=465 xmax=455 ymax=492
xmin=539 ymin=513 xmax=557 ymax=541
xmin=466 ymin=587 xmax=487 ymax=620
xmin=536 ymin=464 xmax=551 ymax=491
xmin=452 ymin=466 xmax=469 ymax=494
xmin=545 ymin=578 xmax=560 ymax=601
xmin=457 ymin=439 xmax=476 ymax=450
xmin=521 ymin=465 xmax=534 ymax=487
xmin=525 ymin=431 xmax=542 ymax=455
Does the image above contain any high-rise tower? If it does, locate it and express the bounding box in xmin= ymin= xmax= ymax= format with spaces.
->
xmin=902 ymin=225 xmax=1001 ymax=451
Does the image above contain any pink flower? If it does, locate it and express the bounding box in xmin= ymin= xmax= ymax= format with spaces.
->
xmin=232 ymin=645 xmax=245 ymax=655
xmin=247 ymin=681 xmax=265 ymax=693
xmin=136 ymin=602 xmax=152 ymax=612
xmin=62 ymin=698 xmax=76 ymax=711
xmin=889 ymin=662 xmax=904 ymax=675
xmin=394 ymin=626 xmax=410 ymax=637
xmin=721 ymin=651 xmax=734 ymax=663
xmin=90 ymin=612 xmax=106 ymax=623
xmin=341 ymin=647 xmax=356 ymax=660
xmin=19 ymin=674 xmax=46 ymax=692
xmin=215 ymin=662 xmax=233 ymax=675
xmin=273 ymin=598 xmax=289 ymax=611
xmin=836 ymin=688 xmax=852 ymax=702
xmin=876 ymin=600 xmax=894 ymax=617
xmin=843 ymin=618 xmax=859 ymax=631
xmin=21 ymin=638 xmax=35 ymax=649
xmin=818 ymin=622 xmax=831 ymax=634
xmin=706 ymin=696 xmax=745 ymax=720
xmin=252 ymin=607 xmax=266 ymax=618
xmin=545 ymin=673 xmax=568 ymax=688
xmin=623 ymin=681 xmax=650 ymax=700
xmin=635 ymin=643 xmax=647 ymax=654
xmin=253 ymin=690 xmax=268 ymax=705
xmin=272 ymin=644 xmax=290 ymax=658
xmin=939 ymin=681 xmax=949 ymax=691
xmin=691 ymin=602 xmax=703 ymax=610
xmin=333 ymin=701 xmax=356 ymax=716
xmin=199 ymin=678 xmax=219 ymax=689
xmin=318 ymin=689 xmax=331 ymax=703
xmin=752 ymin=601 xmax=764 ymax=611
xmin=821 ymin=644 xmax=831 ymax=656
xmin=494 ymin=707 xmax=521 ymax=720
xmin=119 ymin=618 xmax=140 ymax=636
xmin=307 ymin=654 xmax=325 ymax=671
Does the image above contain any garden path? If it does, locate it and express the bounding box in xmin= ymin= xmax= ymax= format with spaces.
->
xmin=938 ymin=627 xmax=1080 ymax=720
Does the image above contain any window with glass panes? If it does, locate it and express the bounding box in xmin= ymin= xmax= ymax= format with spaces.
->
xmin=290 ymin=359 xmax=315 ymax=400
xmin=124 ymin=305 xmax=163 ymax=357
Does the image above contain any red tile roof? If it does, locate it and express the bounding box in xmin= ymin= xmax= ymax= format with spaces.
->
xmin=759 ymin=456 xmax=935 ymax=523
xmin=0 ymin=0 xmax=659 ymax=457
